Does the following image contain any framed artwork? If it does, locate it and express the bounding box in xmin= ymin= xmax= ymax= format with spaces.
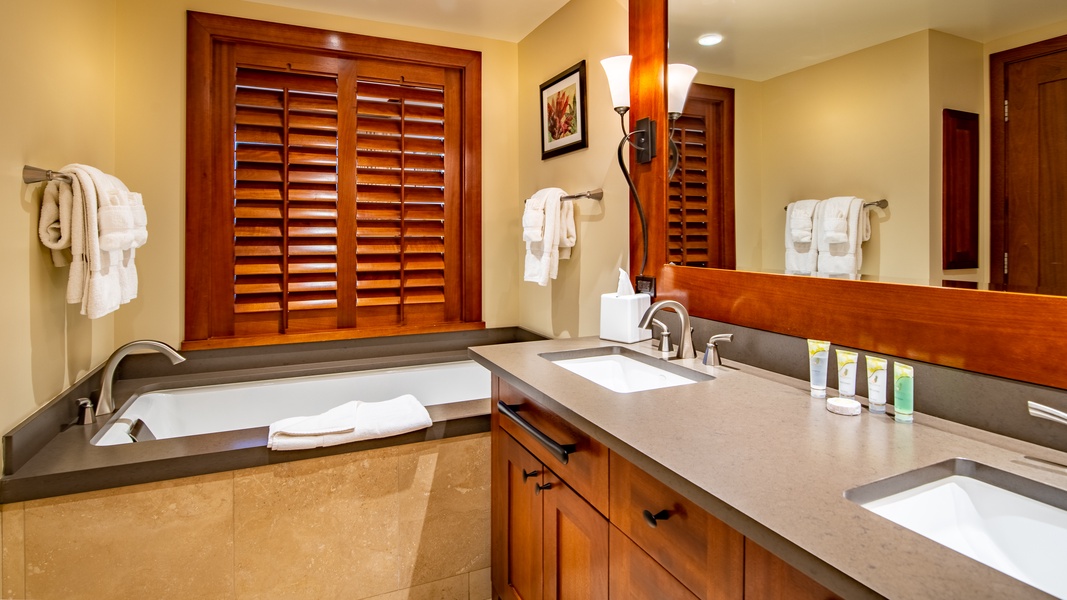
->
xmin=540 ymin=61 xmax=588 ymax=160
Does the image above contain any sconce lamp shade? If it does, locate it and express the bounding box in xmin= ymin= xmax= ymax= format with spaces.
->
xmin=601 ymin=55 xmax=633 ymax=110
xmin=667 ymin=63 xmax=698 ymax=116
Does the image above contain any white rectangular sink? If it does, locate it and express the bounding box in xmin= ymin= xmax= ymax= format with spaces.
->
xmin=540 ymin=346 xmax=712 ymax=393
xmin=846 ymin=459 xmax=1067 ymax=598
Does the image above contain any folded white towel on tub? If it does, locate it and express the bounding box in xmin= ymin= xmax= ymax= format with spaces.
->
xmin=267 ymin=394 xmax=432 ymax=451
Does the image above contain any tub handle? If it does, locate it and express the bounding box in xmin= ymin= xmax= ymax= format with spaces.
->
xmin=497 ymin=401 xmax=576 ymax=465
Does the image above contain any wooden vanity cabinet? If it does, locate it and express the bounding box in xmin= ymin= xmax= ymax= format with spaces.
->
xmin=490 ymin=375 xmax=845 ymax=600
xmin=491 ymin=378 xmax=609 ymax=600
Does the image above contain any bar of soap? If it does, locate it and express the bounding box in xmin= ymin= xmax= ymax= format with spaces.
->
xmin=826 ymin=397 xmax=862 ymax=416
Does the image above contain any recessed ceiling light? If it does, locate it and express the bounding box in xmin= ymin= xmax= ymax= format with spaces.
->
xmin=698 ymin=33 xmax=724 ymax=47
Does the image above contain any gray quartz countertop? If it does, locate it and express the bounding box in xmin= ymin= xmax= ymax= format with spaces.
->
xmin=469 ymin=337 xmax=1067 ymax=600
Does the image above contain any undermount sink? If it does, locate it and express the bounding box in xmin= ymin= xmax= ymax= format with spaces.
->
xmin=846 ymin=458 xmax=1067 ymax=598
xmin=540 ymin=346 xmax=712 ymax=393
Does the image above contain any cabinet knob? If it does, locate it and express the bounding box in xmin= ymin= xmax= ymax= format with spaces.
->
xmin=535 ymin=482 xmax=553 ymax=495
xmin=642 ymin=509 xmax=671 ymax=528
xmin=522 ymin=469 xmax=540 ymax=483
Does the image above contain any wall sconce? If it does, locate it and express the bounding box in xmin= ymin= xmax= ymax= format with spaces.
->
xmin=666 ymin=63 xmax=698 ymax=180
xmin=601 ymin=54 xmax=652 ymax=276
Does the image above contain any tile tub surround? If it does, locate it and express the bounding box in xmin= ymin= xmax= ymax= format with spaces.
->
xmin=2 ymin=327 xmax=543 ymax=503
xmin=687 ymin=316 xmax=1067 ymax=454
xmin=469 ymin=337 xmax=1067 ymax=600
xmin=1 ymin=433 xmax=490 ymax=600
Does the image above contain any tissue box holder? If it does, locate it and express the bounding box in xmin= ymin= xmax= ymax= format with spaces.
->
xmin=600 ymin=293 xmax=652 ymax=343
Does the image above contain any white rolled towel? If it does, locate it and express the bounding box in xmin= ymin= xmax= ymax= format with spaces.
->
xmin=38 ymin=180 xmax=73 ymax=266
xmin=821 ymin=196 xmax=854 ymax=245
xmin=267 ymin=394 xmax=432 ymax=451
xmin=788 ymin=199 xmax=819 ymax=243
xmin=97 ymin=190 xmax=136 ymax=252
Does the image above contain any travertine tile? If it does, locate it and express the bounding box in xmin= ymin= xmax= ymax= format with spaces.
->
xmin=2 ymin=503 xmax=24 ymax=600
xmin=234 ymin=447 xmax=402 ymax=600
xmin=398 ymin=433 xmax=491 ymax=587
xmin=22 ymin=473 xmax=234 ymax=600
xmin=363 ymin=573 xmax=469 ymax=600
xmin=468 ymin=567 xmax=491 ymax=600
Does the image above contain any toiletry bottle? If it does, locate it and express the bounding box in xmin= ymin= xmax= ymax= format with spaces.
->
xmin=807 ymin=340 xmax=830 ymax=398
xmin=893 ymin=363 xmax=914 ymax=423
xmin=866 ymin=356 xmax=887 ymax=413
xmin=835 ymin=349 xmax=858 ymax=398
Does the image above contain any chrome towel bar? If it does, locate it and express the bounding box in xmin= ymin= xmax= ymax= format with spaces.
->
xmin=23 ymin=165 xmax=72 ymax=184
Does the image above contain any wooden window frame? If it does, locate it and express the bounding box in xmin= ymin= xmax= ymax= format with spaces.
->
xmin=184 ymin=11 xmax=483 ymax=350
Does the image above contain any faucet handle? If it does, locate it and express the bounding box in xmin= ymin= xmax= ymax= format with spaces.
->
xmin=702 ymin=334 xmax=734 ymax=366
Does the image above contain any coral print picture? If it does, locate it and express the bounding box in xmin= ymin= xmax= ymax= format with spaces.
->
xmin=540 ymin=61 xmax=588 ymax=159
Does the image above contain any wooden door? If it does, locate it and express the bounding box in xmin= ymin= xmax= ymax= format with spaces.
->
xmin=493 ymin=430 xmax=545 ymax=600
xmin=609 ymin=526 xmax=699 ymax=600
xmin=542 ymin=475 xmax=609 ymax=600
xmin=668 ymin=83 xmax=735 ymax=269
xmin=991 ymin=35 xmax=1067 ymax=296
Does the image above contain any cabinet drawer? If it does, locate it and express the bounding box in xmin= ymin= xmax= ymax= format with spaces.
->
xmin=609 ymin=451 xmax=743 ymax=600
xmin=494 ymin=377 xmax=609 ymax=516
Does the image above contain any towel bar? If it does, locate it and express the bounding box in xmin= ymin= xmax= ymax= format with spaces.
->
xmin=23 ymin=165 xmax=72 ymax=185
xmin=522 ymin=186 xmax=601 ymax=200
xmin=783 ymin=199 xmax=887 ymax=211
xmin=563 ymin=188 xmax=604 ymax=201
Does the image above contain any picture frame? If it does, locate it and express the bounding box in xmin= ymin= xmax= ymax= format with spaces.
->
xmin=540 ymin=61 xmax=588 ymax=160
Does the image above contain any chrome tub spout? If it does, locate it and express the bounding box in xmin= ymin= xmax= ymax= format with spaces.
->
xmin=97 ymin=340 xmax=185 ymax=416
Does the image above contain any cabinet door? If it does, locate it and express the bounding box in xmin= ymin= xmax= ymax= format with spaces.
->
xmin=610 ymin=452 xmax=743 ymax=600
xmin=609 ymin=526 xmax=699 ymax=600
xmin=542 ymin=473 xmax=609 ymax=600
xmin=744 ymin=539 xmax=842 ymax=600
xmin=493 ymin=428 xmax=545 ymax=600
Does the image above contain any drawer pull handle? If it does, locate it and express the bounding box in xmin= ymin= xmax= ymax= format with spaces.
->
xmin=535 ymin=482 xmax=553 ymax=495
xmin=522 ymin=469 xmax=540 ymax=483
xmin=497 ymin=401 xmax=577 ymax=465
xmin=642 ymin=509 xmax=671 ymax=528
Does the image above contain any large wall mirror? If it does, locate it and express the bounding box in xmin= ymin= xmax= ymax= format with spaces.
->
xmin=664 ymin=0 xmax=1067 ymax=295
xmin=627 ymin=0 xmax=1067 ymax=390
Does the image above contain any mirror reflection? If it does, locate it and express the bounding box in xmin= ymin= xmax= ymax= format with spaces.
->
xmin=667 ymin=0 xmax=1067 ymax=294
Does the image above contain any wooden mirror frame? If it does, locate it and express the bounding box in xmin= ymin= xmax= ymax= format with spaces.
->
xmin=628 ymin=0 xmax=1067 ymax=390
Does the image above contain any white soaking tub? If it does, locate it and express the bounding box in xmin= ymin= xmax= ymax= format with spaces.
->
xmin=91 ymin=360 xmax=491 ymax=446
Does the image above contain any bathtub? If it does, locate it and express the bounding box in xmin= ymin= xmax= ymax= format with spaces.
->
xmin=92 ymin=360 xmax=491 ymax=446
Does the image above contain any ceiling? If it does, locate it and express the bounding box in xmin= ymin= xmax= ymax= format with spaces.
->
xmin=669 ymin=0 xmax=1067 ymax=81
xmin=244 ymin=0 xmax=571 ymax=42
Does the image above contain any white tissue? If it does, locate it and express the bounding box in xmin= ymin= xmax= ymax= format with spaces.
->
xmin=617 ymin=268 xmax=635 ymax=295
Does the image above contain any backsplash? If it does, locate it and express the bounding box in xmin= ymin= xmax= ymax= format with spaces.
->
xmin=690 ymin=316 xmax=1067 ymax=454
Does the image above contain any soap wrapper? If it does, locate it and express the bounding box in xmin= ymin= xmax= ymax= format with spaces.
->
xmin=600 ymin=292 xmax=652 ymax=343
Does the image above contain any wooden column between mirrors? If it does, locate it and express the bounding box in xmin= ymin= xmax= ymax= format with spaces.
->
xmin=629 ymin=0 xmax=669 ymax=278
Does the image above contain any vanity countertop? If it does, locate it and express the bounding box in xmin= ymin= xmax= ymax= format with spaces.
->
xmin=469 ymin=336 xmax=1067 ymax=600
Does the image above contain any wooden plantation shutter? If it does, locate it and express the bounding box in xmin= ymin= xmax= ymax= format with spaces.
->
xmin=232 ymin=52 xmax=344 ymax=336
xmin=186 ymin=13 xmax=482 ymax=349
xmin=352 ymin=60 xmax=460 ymax=328
xmin=667 ymin=83 xmax=735 ymax=270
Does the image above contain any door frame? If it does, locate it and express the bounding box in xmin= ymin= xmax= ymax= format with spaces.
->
xmin=989 ymin=33 xmax=1067 ymax=290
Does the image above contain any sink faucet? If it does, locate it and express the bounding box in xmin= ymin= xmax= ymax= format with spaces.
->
xmin=97 ymin=340 xmax=186 ymax=416
xmin=638 ymin=300 xmax=695 ymax=359
xmin=1028 ymin=401 xmax=1067 ymax=427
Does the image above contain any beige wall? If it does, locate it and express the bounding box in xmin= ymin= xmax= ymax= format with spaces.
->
xmin=2 ymin=0 xmax=524 ymax=441
xmin=758 ymin=31 xmax=933 ymax=280
xmin=928 ymin=31 xmax=984 ymax=285
xmin=516 ymin=0 xmax=629 ymax=338
xmin=1 ymin=0 xmax=118 ymax=445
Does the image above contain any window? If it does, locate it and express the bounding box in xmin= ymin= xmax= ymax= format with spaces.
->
xmin=185 ymin=12 xmax=482 ymax=349
xmin=668 ymin=83 xmax=734 ymax=269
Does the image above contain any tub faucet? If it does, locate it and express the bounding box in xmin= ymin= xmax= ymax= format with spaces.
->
xmin=638 ymin=300 xmax=695 ymax=359
xmin=97 ymin=340 xmax=186 ymax=416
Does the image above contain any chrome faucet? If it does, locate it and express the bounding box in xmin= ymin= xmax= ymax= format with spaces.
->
xmin=638 ymin=300 xmax=695 ymax=359
xmin=1028 ymin=401 xmax=1067 ymax=427
xmin=702 ymin=333 xmax=734 ymax=366
xmin=97 ymin=340 xmax=186 ymax=416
